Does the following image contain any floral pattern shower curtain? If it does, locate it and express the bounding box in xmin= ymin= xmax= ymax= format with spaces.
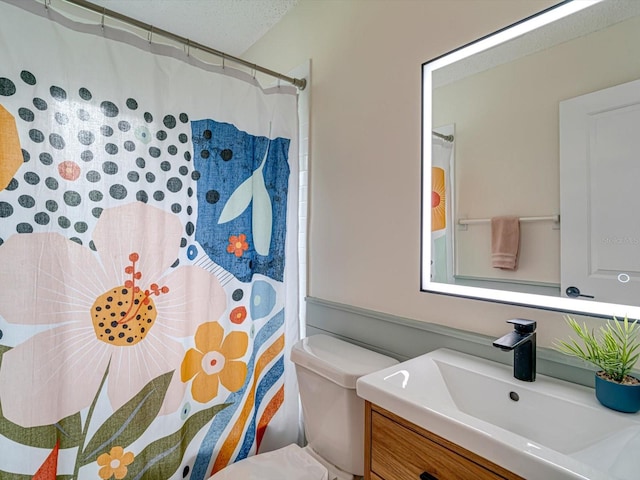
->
xmin=431 ymin=130 xmax=454 ymax=284
xmin=0 ymin=1 xmax=300 ymax=479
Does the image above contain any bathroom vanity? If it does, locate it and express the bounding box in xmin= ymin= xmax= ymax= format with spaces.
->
xmin=356 ymin=348 xmax=640 ymax=480
xmin=364 ymin=402 xmax=522 ymax=480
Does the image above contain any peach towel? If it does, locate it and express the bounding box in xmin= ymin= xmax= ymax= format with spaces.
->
xmin=491 ymin=216 xmax=520 ymax=270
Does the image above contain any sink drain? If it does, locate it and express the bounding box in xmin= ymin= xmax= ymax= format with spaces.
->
xmin=509 ymin=391 xmax=520 ymax=402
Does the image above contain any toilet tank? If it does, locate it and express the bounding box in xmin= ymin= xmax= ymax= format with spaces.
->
xmin=290 ymin=335 xmax=398 ymax=476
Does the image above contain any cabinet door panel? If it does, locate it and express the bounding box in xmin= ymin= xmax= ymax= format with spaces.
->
xmin=371 ymin=410 xmax=504 ymax=480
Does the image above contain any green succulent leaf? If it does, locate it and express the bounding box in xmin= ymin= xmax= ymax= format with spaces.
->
xmin=555 ymin=315 xmax=640 ymax=382
xmin=80 ymin=370 xmax=174 ymax=465
xmin=124 ymin=402 xmax=230 ymax=480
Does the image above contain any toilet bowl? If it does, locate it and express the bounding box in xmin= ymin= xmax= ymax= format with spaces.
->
xmin=208 ymin=335 xmax=398 ymax=480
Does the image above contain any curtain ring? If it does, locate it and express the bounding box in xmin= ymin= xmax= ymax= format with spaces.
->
xmin=185 ymin=39 xmax=190 ymax=57
xmin=148 ymin=26 xmax=153 ymax=44
xmin=222 ymin=56 xmax=225 ymax=69
xmin=101 ymin=7 xmax=105 ymax=30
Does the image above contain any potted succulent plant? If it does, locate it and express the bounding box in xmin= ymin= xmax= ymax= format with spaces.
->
xmin=555 ymin=315 xmax=640 ymax=413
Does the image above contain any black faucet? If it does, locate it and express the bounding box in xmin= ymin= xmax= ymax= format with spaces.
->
xmin=493 ymin=319 xmax=536 ymax=382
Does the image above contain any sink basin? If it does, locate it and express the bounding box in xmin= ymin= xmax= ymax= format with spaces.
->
xmin=356 ymin=348 xmax=640 ymax=480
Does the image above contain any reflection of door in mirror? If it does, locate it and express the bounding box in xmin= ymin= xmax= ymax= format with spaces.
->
xmin=431 ymin=125 xmax=454 ymax=283
xmin=560 ymin=78 xmax=640 ymax=305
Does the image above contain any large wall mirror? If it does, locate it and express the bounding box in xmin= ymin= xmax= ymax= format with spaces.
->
xmin=421 ymin=0 xmax=640 ymax=319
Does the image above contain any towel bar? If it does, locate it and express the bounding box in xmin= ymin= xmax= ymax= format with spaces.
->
xmin=457 ymin=215 xmax=560 ymax=230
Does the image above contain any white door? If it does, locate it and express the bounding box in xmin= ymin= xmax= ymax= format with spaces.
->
xmin=560 ymin=78 xmax=640 ymax=305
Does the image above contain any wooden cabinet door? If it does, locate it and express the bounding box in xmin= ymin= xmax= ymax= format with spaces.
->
xmin=365 ymin=402 xmax=523 ymax=480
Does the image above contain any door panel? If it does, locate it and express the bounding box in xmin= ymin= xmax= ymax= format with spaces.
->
xmin=560 ymin=78 xmax=640 ymax=305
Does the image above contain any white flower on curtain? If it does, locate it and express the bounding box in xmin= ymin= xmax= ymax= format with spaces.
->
xmin=0 ymin=202 xmax=228 ymax=427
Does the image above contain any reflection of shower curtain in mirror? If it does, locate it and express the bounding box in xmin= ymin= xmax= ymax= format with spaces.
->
xmin=0 ymin=1 xmax=301 ymax=479
xmin=431 ymin=131 xmax=454 ymax=283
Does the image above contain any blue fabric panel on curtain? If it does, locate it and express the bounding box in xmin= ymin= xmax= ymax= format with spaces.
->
xmin=192 ymin=119 xmax=290 ymax=283
xmin=0 ymin=1 xmax=300 ymax=479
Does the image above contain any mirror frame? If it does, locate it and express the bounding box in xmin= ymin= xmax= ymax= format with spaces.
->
xmin=420 ymin=0 xmax=640 ymax=320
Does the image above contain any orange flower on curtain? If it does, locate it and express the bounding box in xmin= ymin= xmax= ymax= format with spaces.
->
xmin=431 ymin=166 xmax=446 ymax=232
xmin=227 ymin=234 xmax=249 ymax=257
xmin=97 ymin=446 xmax=134 ymax=480
xmin=181 ymin=321 xmax=248 ymax=403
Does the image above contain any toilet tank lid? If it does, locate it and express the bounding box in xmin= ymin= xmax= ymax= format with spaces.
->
xmin=290 ymin=335 xmax=398 ymax=389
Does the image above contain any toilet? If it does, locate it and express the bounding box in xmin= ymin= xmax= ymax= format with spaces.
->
xmin=209 ymin=334 xmax=398 ymax=480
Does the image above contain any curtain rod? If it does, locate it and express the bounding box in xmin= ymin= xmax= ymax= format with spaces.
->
xmin=56 ymin=0 xmax=307 ymax=90
xmin=432 ymin=131 xmax=454 ymax=142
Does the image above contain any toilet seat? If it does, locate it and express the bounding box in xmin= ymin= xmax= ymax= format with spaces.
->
xmin=208 ymin=444 xmax=328 ymax=480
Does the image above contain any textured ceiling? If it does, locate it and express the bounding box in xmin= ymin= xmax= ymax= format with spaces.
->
xmin=88 ymin=0 xmax=299 ymax=56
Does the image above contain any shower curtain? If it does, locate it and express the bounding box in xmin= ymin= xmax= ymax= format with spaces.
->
xmin=0 ymin=1 xmax=300 ymax=479
xmin=431 ymin=131 xmax=454 ymax=284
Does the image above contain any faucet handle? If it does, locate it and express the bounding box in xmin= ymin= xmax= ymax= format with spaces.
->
xmin=507 ymin=318 xmax=536 ymax=333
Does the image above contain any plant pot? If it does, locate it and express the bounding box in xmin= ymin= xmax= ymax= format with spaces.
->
xmin=595 ymin=372 xmax=640 ymax=413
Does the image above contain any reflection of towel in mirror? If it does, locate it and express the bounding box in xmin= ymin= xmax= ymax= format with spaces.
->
xmin=491 ymin=216 xmax=520 ymax=270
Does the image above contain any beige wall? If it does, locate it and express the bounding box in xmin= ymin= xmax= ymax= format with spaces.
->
xmin=243 ymin=0 xmax=608 ymax=347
